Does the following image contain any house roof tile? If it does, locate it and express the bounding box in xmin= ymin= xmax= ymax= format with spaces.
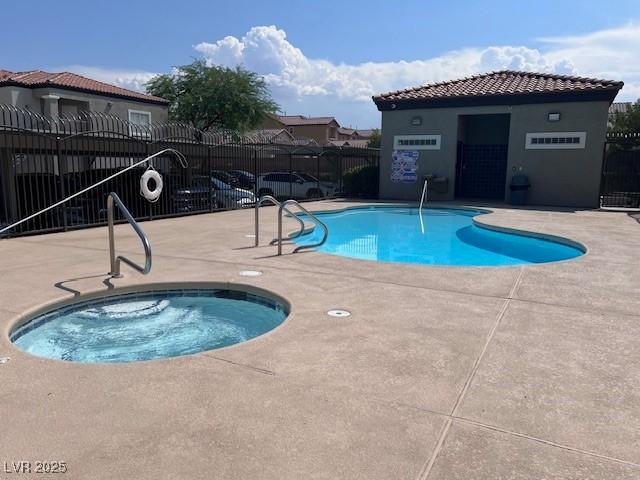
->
xmin=0 ymin=69 xmax=169 ymax=105
xmin=609 ymin=102 xmax=633 ymax=115
xmin=276 ymin=115 xmax=338 ymax=126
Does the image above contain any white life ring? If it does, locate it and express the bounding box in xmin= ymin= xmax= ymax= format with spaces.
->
xmin=140 ymin=169 xmax=163 ymax=202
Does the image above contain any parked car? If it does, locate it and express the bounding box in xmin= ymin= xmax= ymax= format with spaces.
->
xmin=211 ymin=177 xmax=255 ymax=208
xmin=255 ymin=172 xmax=337 ymax=199
xmin=211 ymin=170 xmax=239 ymax=187
xmin=171 ymin=176 xmax=217 ymax=213
xmin=227 ymin=170 xmax=255 ymax=190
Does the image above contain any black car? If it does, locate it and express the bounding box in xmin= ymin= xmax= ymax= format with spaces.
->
xmin=211 ymin=170 xmax=239 ymax=187
xmin=170 ymin=175 xmax=217 ymax=212
xmin=227 ymin=170 xmax=255 ymax=190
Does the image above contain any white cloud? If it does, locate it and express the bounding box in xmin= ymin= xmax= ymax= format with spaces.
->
xmin=60 ymin=22 xmax=640 ymax=127
xmin=194 ymin=24 xmax=639 ymax=126
xmin=58 ymin=65 xmax=159 ymax=93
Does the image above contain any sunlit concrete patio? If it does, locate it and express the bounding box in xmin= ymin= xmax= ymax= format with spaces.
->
xmin=0 ymin=200 xmax=638 ymax=479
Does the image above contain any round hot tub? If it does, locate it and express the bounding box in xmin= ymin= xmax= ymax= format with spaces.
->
xmin=10 ymin=286 xmax=289 ymax=363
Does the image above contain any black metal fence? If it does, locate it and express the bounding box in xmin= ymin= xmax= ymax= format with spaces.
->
xmin=0 ymin=105 xmax=379 ymax=237
xmin=601 ymin=132 xmax=640 ymax=208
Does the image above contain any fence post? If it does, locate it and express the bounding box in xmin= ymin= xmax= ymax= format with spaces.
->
xmin=289 ymin=151 xmax=293 ymax=198
xmin=147 ymin=141 xmax=153 ymax=221
xmin=208 ymin=146 xmax=214 ymax=212
xmin=253 ymin=149 xmax=258 ymax=198
xmin=317 ymin=153 xmax=321 ymax=196
xmin=56 ymin=136 xmax=68 ymax=231
xmin=598 ymin=139 xmax=608 ymax=208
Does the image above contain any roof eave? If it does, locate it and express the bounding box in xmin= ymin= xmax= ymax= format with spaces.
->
xmin=373 ymin=87 xmax=623 ymax=111
xmin=0 ymin=81 xmax=170 ymax=106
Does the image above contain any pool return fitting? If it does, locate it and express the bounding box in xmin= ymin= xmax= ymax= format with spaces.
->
xmin=0 ymin=148 xmax=188 ymax=278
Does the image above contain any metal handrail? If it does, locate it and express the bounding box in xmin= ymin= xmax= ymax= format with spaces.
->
xmin=419 ymin=179 xmax=428 ymax=214
xmin=107 ymin=193 xmax=151 ymax=277
xmin=0 ymin=148 xmax=188 ymax=236
xmin=254 ymin=195 xmax=305 ymax=247
xmin=277 ymin=200 xmax=328 ymax=255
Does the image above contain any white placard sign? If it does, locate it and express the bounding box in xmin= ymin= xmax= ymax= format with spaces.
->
xmin=391 ymin=150 xmax=419 ymax=183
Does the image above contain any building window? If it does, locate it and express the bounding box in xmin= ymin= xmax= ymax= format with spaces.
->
xmin=525 ymin=132 xmax=586 ymax=150
xmin=128 ymin=109 xmax=152 ymax=136
xmin=393 ymin=134 xmax=441 ymax=150
xmin=329 ymin=127 xmax=336 ymax=139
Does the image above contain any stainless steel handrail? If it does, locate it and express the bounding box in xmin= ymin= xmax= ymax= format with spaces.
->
xmin=108 ymin=192 xmax=151 ymax=277
xmin=419 ymin=179 xmax=428 ymax=214
xmin=254 ymin=195 xmax=305 ymax=247
xmin=277 ymin=200 xmax=328 ymax=255
xmin=0 ymin=148 xmax=188 ymax=236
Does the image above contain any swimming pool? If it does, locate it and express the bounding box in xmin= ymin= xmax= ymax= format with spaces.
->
xmin=294 ymin=207 xmax=584 ymax=266
xmin=11 ymin=288 xmax=288 ymax=363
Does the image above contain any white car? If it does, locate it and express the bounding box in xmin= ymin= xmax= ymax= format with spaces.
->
xmin=211 ymin=177 xmax=256 ymax=209
xmin=256 ymin=172 xmax=337 ymax=199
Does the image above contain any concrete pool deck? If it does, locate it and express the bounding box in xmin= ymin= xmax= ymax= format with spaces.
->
xmin=0 ymin=200 xmax=638 ymax=479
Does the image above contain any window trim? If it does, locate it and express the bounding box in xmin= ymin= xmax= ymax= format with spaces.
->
xmin=393 ymin=134 xmax=441 ymax=150
xmin=525 ymin=132 xmax=586 ymax=150
xmin=128 ymin=109 xmax=152 ymax=137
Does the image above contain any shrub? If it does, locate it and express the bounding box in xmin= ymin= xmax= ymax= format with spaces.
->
xmin=342 ymin=165 xmax=379 ymax=197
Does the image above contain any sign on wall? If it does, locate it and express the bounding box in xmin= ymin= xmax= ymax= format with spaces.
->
xmin=391 ymin=150 xmax=419 ymax=183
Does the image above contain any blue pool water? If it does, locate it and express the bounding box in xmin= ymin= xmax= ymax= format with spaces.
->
xmin=294 ymin=207 xmax=583 ymax=266
xmin=11 ymin=289 xmax=288 ymax=363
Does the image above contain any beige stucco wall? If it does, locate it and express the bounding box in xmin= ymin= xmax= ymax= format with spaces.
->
xmin=378 ymin=100 xmax=610 ymax=207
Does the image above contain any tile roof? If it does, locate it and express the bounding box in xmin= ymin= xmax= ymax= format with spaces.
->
xmin=276 ymin=115 xmax=338 ymax=126
xmin=329 ymin=139 xmax=370 ymax=148
xmin=373 ymin=71 xmax=623 ymax=106
xmin=609 ymin=102 xmax=632 ymax=115
xmin=0 ymin=69 xmax=169 ymax=105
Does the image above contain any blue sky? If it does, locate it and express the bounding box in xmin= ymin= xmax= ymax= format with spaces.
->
xmin=2 ymin=0 xmax=640 ymax=127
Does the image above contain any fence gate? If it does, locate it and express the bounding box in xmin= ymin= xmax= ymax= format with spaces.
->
xmin=455 ymin=143 xmax=508 ymax=200
xmin=601 ymin=132 xmax=640 ymax=208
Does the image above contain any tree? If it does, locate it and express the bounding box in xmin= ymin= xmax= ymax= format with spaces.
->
xmin=146 ymin=60 xmax=279 ymax=132
xmin=367 ymin=128 xmax=381 ymax=148
xmin=609 ymin=99 xmax=640 ymax=132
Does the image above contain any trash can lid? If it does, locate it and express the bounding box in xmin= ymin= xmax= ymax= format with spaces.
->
xmin=510 ymin=174 xmax=530 ymax=186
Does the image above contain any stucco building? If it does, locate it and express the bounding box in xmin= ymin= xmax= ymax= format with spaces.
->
xmin=0 ymin=69 xmax=169 ymax=125
xmin=260 ymin=114 xmax=341 ymax=145
xmin=373 ymin=71 xmax=623 ymax=207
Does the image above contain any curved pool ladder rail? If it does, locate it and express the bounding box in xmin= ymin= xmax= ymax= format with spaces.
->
xmin=419 ymin=179 xmax=428 ymax=214
xmin=277 ymin=200 xmax=328 ymax=255
xmin=254 ymin=195 xmax=305 ymax=247
xmin=107 ymin=192 xmax=151 ymax=278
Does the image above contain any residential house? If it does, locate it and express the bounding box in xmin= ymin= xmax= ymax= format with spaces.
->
xmin=608 ymin=102 xmax=633 ymax=127
xmin=247 ymin=128 xmax=319 ymax=146
xmin=260 ymin=114 xmax=341 ymax=145
xmin=0 ymin=69 xmax=169 ymax=127
xmin=373 ymin=70 xmax=622 ymax=207
xmin=337 ymin=127 xmax=374 ymax=141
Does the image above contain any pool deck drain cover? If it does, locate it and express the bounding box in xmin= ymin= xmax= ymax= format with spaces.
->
xmin=327 ymin=309 xmax=351 ymax=318
xmin=239 ymin=270 xmax=263 ymax=277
